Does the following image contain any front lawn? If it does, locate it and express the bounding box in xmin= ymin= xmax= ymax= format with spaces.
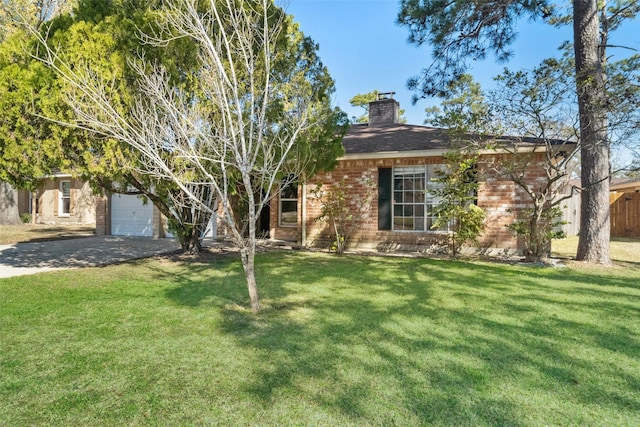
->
xmin=553 ymin=235 xmax=640 ymax=267
xmin=0 ymin=224 xmax=95 ymax=245
xmin=1 ymin=252 xmax=639 ymax=425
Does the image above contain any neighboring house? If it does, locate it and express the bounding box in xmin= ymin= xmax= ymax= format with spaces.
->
xmin=17 ymin=173 xmax=95 ymax=225
xmin=267 ymin=96 xmax=572 ymax=254
xmin=610 ymin=178 xmax=640 ymax=193
xmin=610 ymin=179 xmax=640 ymax=238
xmin=15 ymin=173 xmax=174 ymax=238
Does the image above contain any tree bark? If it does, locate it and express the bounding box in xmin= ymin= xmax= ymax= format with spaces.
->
xmin=31 ymin=191 xmax=37 ymax=224
xmin=573 ymin=0 xmax=612 ymax=265
xmin=181 ymin=231 xmax=202 ymax=254
xmin=240 ymin=245 xmax=261 ymax=314
xmin=0 ymin=181 xmax=22 ymax=225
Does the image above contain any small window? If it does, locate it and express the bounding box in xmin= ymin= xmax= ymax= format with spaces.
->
xmin=59 ymin=181 xmax=71 ymax=216
xmin=279 ymin=180 xmax=298 ymax=227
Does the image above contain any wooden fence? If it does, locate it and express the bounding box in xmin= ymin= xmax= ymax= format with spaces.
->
xmin=610 ymin=192 xmax=640 ymax=238
xmin=559 ymin=192 xmax=581 ymax=236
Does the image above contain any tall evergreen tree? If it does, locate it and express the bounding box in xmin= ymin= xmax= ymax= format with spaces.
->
xmin=398 ymin=0 xmax=640 ymax=265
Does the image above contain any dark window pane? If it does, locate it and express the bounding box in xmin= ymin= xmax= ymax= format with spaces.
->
xmin=403 ymin=217 xmax=413 ymax=229
xmin=61 ymin=182 xmax=71 ymax=197
xmin=281 ymin=182 xmax=298 ymax=199
xmin=280 ymin=200 xmax=297 ymax=225
xmin=403 ymin=205 xmax=413 ymax=217
xmin=394 ymin=217 xmax=402 ymax=230
xmin=426 ymin=216 xmax=434 ymax=230
xmin=405 ymin=191 xmax=414 ymax=203
xmin=404 ymin=178 xmax=414 ymax=190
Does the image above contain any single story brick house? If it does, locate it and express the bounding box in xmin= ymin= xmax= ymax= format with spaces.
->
xmin=268 ymin=96 xmax=570 ymax=254
xmin=90 ymin=95 xmax=570 ymax=253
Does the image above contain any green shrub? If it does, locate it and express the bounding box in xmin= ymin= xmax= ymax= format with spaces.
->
xmin=431 ymin=151 xmax=486 ymax=256
xmin=311 ymin=175 xmax=375 ymax=254
xmin=508 ymin=205 xmax=566 ymax=262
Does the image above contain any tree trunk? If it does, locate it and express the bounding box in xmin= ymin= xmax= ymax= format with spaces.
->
xmin=31 ymin=191 xmax=37 ymax=224
xmin=527 ymin=213 xmax=539 ymax=263
xmin=240 ymin=245 xmax=261 ymax=313
xmin=180 ymin=231 xmax=202 ymax=254
xmin=573 ymin=0 xmax=611 ymax=265
xmin=0 ymin=181 xmax=22 ymax=225
xmin=225 ymin=198 xmax=262 ymax=313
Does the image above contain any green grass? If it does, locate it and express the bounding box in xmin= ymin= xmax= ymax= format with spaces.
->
xmin=2 ymin=252 xmax=640 ymax=426
xmin=553 ymin=235 xmax=640 ymax=268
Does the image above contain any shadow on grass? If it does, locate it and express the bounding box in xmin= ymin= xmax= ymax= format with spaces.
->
xmin=16 ymin=226 xmax=95 ymax=244
xmin=160 ymin=251 xmax=640 ymax=425
xmin=0 ymin=236 xmax=179 ymax=270
xmin=163 ymin=257 xmax=237 ymax=300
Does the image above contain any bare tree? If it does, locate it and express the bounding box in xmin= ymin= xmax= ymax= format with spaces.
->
xmin=29 ymin=0 xmax=342 ymax=312
xmin=488 ymin=60 xmax=580 ymax=261
xmin=426 ymin=69 xmax=580 ymax=261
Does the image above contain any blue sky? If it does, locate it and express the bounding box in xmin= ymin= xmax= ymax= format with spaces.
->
xmin=286 ymin=0 xmax=640 ymax=126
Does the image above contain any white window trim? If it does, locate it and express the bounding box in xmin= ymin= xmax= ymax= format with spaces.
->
xmin=59 ymin=180 xmax=71 ymax=217
xmin=279 ymin=182 xmax=298 ymax=228
xmin=392 ymin=165 xmax=449 ymax=233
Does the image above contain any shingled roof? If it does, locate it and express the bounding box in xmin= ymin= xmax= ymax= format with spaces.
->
xmin=343 ymin=123 xmax=453 ymax=155
xmin=342 ymin=123 xmax=572 ymax=157
xmin=342 ymin=96 xmax=574 ymax=158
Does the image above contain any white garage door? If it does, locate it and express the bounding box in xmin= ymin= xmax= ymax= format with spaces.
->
xmin=110 ymin=194 xmax=154 ymax=237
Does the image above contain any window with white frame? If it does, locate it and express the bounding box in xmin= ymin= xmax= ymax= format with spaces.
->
xmin=279 ymin=179 xmax=298 ymax=227
xmin=392 ymin=165 xmax=447 ymax=232
xmin=59 ymin=181 xmax=71 ymax=216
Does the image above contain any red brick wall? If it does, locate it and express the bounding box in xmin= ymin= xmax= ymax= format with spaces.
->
xmin=269 ymin=153 xmax=549 ymax=253
xmin=477 ymin=152 xmax=552 ymax=251
xmin=476 ymin=159 xmax=518 ymax=250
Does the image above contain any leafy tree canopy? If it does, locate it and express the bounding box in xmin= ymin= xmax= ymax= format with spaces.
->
xmin=423 ymin=74 xmax=495 ymax=137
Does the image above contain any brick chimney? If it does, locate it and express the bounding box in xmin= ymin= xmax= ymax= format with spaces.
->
xmin=368 ymin=92 xmax=399 ymax=126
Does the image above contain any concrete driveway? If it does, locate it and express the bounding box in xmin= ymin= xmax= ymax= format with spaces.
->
xmin=0 ymin=236 xmax=181 ymax=278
